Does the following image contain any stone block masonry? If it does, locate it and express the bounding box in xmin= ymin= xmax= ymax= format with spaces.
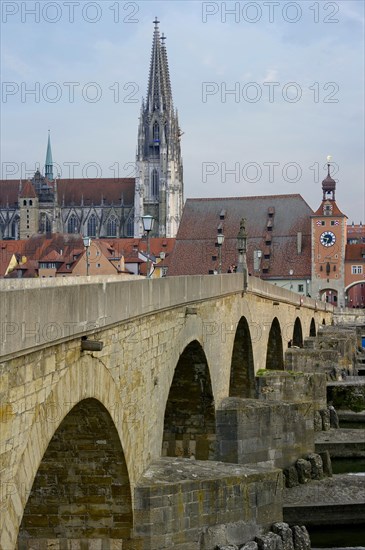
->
xmin=255 ymin=372 xmax=327 ymax=410
xmin=216 ymin=398 xmax=314 ymax=469
xmin=133 ymin=458 xmax=283 ymax=550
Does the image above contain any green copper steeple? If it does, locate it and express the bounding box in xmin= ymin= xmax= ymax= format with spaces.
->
xmin=45 ymin=130 xmax=54 ymax=181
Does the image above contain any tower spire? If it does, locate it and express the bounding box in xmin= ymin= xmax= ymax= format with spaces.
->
xmin=146 ymin=17 xmax=173 ymax=114
xmin=134 ymin=19 xmax=183 ymax=238
xmin=322 ymin=154 xmax=336 ymax=200
xmin=45 ymin=130 xmax=54 ymax=181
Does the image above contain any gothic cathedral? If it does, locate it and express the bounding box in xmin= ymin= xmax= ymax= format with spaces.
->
xmin=0 ymin=20 xmax=183 ymax=240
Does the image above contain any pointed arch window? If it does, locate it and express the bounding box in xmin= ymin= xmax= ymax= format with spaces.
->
xmin=40 ymin=214 xmax=51 ymax=233
xmin=68 ymin=215 xmax=78 ymax=234
xmin=152 ymin=169 xmax=159 ymax=199
xmin=107 ymin=216 xmax=117 ymax=237
xmin=126 ymin=217 xmax=134 ymax=237
xmin=11 ymin=217 xmax=19 ymax=239
xmin=153 ymin=122 xmax=160 ymax=142
xmin=87 ymin=214 xmax=97 ymax=238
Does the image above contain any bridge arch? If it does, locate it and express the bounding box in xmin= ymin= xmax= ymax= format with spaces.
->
xmin=229 ymin=316 xmax=255 ymax=398
xmin=4 ymin=357 xmax=134 ymax=550
xmin=345 ymin=280 xmax=365 ymax=308
xmin=162 ymin=340 xmax=216 ymax=460
xmin=18 ymin=398 xmax=132 ymax=542
xmin=265 ymin=317 xmax=284 ymax=370
xmin=309 ymin=317 xmax=316 ymax=337
xmin=292 ymin=317 xmax=303 ymax=347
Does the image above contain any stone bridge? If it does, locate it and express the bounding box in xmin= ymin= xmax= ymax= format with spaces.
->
xmin=0 ymin=274 xmax=332 ymax=549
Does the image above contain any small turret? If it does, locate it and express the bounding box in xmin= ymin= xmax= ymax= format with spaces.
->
xmin=322 ymin=155 xmax=336 ymax=200
xmin=45 ymin=130 xmax=54 ymax=181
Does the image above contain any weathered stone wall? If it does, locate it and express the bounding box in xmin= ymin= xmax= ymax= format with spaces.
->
xmin=216 ymin=398 xmax=314 ymax=469
xmin=333 ymin=308 xmax=365 ymax=326
xmin=134 ymin=458 xmax=283 ymax=550
xmin=284 ymin=348 xmax=340 ymax=377
xmin=255 ymin=372 xmax=327 ymax=410
xmin=18 ymin=399 xmax=132 ymax=542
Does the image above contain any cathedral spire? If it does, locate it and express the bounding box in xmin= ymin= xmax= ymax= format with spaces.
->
xmin=146 ymin=17 xmax=173 ymax=114
xmin=134 ymin=19 xmax=183 ymax=239
xmin=45 ymin=130 xmax=54 ymax=181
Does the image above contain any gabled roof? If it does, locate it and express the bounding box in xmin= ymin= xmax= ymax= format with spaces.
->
xmin=168 ymin=195 xmax=313 ymax=277
xmin=19 ymin=180 xmax=37 ymax=199
xmin=312 ymin=200 xmax=346 ymax=217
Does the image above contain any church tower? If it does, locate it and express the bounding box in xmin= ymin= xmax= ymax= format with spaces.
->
xmin=134 ymin=18 xmax=183 ymax=238
xmin=19 ymin=180 xmax=39 ymax=239
xmin=311 ymin=158 xmax=347 ymax=307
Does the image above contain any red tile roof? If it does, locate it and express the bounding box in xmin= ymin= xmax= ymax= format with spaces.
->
xmin=0 ymin=181 xmax=21 ymax=207
xmin=168 ymin=195 xmax=312 ymax=278
xmin=57 ymin=178 xmax=135 ymax=206
xmin=19 ymin=180 xmax=37 ymax=199
xmin=1 ymin=235 xmax=175 ymax=277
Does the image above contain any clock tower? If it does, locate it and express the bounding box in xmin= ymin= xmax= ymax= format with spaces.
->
xmin=311 ymin=160 xmax=347 ymax=307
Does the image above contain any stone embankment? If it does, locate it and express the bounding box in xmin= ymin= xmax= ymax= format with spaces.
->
xmin=217 ymin=522 xmax=311 ymax=550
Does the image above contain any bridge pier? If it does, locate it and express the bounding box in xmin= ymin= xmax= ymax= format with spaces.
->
xmin=133 ymin=458 xmax=282 ymax=550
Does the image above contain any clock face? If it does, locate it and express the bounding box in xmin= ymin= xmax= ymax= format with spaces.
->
xmin=320 ymin=231 xmax=336 ymax=247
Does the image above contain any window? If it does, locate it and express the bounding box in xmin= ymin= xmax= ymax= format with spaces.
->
xmin=151 ymin=169 xmax=159 ymax=199
xmin=97 ymin=263 xmax=101 ymax=268
xmin=87 ymin=215 xmax=97 ymax=238
xmin=352 ymin=265 xmax=363 ymax=274
xmin=29 ymin=200 xmax=33 ymax=206
xmin=107 ymin=216 xmax=117 ymax=237
xmin=298 ymin=284 xmax=304 ymax=292
xmin=40 ymin=214 xmax=51 ymax=233
xmin=68 ymin=215 xmax=78 ymax=234
xmin=126 ymin=217 xmax=134 ymax=237
xmin=153 ymin=121 xmax=160 ymax=141
xmin=11 ymin=217 xmax=19 ymax=239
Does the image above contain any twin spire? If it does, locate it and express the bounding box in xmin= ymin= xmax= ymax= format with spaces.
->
xmin=146 ymin=17 xmax=173 ymax=114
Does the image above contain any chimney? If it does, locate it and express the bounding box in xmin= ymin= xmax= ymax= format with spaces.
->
xmin=297 ymin=232 xmax=302 ymax=254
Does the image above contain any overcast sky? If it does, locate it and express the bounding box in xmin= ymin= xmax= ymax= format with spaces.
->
xmin=1 ymin=0 xmax=364 ymax=222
